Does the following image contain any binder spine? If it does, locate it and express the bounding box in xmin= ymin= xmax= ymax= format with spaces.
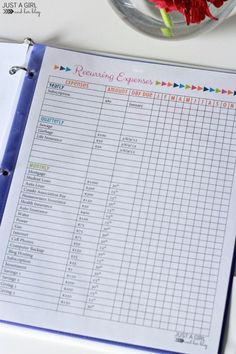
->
xmin=0 ymin=43 xmax=45 ymax=223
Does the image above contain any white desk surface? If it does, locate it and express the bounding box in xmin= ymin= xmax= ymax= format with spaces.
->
xmin=0 ymin=1 xmax=236 ymax=353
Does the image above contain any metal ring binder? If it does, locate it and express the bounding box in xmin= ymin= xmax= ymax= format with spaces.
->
xmin=9 ymin=38 xmax=35 ymax=76
xmin=0 ymin=168 xmax=9 ymax=176
xmin=9 ymin=65 xmax=28 ymax=75
xmin=9 ymin=65 xmax=34 ymax=77
xmin=24 ymin=37 xmax=34 ymax=46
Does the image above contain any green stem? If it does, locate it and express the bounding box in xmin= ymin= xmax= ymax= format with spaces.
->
xmin=161 ymin=27 xmax=173 ymax=38
xmin=159 ymin=8 xmax=173 ymax=38
xmin=160 ymin=8 xmax=173 ymax=28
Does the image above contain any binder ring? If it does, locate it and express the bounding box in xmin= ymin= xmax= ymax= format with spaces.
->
xmin=9 ymin=38 xmax=35 ymax=76
xmin=9 ymin=66 xmax=34 ymax=77
xmin=0 ymin=168 xmax=9 ymax=176
xmin=24 ymin=37 xmax=34 ymax=45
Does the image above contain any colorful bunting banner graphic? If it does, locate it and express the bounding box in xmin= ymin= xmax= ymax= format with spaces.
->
xmin=53 ymin=65 xmax=71 ymax=72
xmin=155 ymin=80 xmax=236 ymax=95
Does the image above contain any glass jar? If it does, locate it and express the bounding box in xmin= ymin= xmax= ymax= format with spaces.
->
xmin=110 ymin=0 xmax=236 ymax=40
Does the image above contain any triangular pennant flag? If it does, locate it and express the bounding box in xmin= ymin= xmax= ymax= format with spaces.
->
xmin=60 ymin=66 xmax=65 ymax=71
xmin=191 ymin=85 xmax=196 ymax=90
xmin=161 ymin=81 xmax=167 ymax=86
xmin=173 ymin=83 xmax=179 ymax=88
xmin=54 ymin=65 xmax=60 ymax=70
xmin=185 ymin=84 xmax=190 ymax=89
xmin=227 ymin=90 xmax=233 ymax=95
xmin=167 ymin=82 xmax=172 ymax=87
xmin=155 ymin=80 xmax=161 ymax=85
xmin=65 ymin=67 xmax=71 ymax=72
xmin=179 ymin=84 xmax=184 ymax=89
xmin=203 ymin=87 xmax=209 ymax=92
xmin=197 ymin=86 xmax=202 ymax=91
xmin=222 ymin=89 xmax=227 ymax=94
xmin=215 ymin=88 xmax=221 ymax=93
xmin=209 ymin=88 xmax=215 ymax=92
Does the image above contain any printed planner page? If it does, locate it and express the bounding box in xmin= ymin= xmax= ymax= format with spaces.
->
xmin=0 ymin=46 xmax=236 ymax=354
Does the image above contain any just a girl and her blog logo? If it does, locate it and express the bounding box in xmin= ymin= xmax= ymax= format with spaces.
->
xmin=2 ymin=1 xmax=41 ymax=16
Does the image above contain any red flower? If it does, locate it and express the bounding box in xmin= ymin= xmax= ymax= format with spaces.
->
xmin=208 ymin=0 xmax=225 ymax=7
xmin=148 ymin=0 xmax=227 ymax=24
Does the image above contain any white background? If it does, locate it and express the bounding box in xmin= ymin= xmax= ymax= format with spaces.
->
xmin=0 ymin=1 xmax=235 ymax=353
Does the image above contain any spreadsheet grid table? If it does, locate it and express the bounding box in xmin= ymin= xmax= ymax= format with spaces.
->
xmin=1 ymin=76 xmax=236 ymax=340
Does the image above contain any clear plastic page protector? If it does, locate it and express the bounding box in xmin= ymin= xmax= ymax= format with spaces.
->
xmin=0 ymin=42 xmax=29 ymax=163
xmin=0 ymin=46 xmax=236 ymax=354
xmin=0 ymin=43 xmax=45 ymax=221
